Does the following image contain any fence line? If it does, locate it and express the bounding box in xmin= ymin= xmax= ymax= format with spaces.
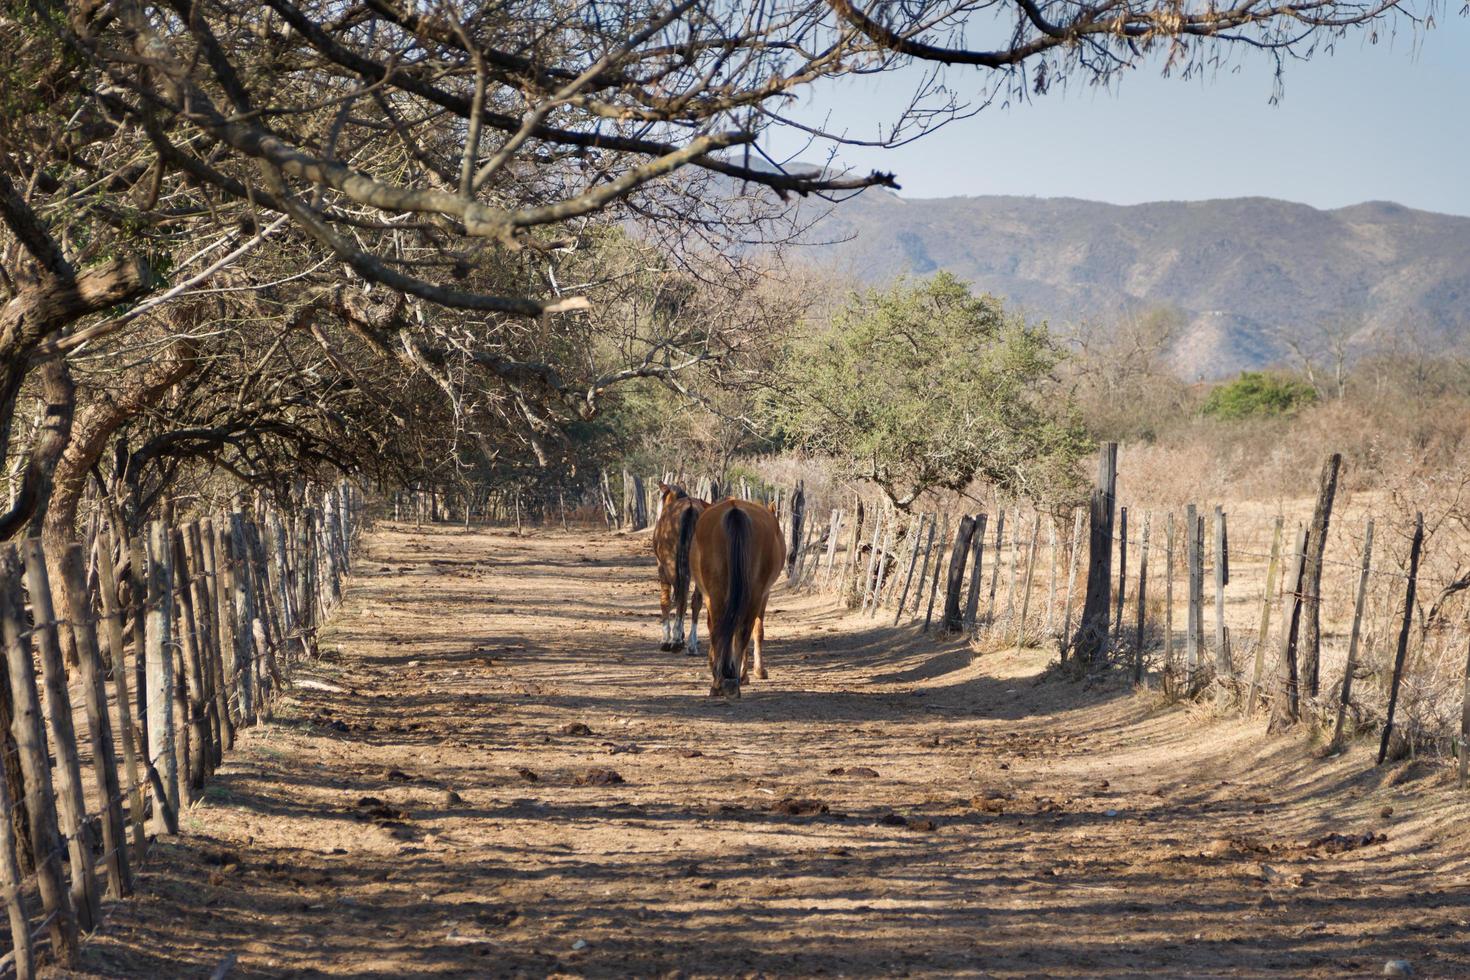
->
xmin=611 ymin=459 xmax=1470 ymax=780
xmin=0 ymin=482 xmax=362 ymax=977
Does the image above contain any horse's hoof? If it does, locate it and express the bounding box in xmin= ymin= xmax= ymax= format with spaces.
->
xmin=716 ymin=678 xmax=741 ymax=698
xmin=684 ymin=645 xmax=699 ymax=658
xmin=659 ymin=641 xmax=674 ymax=652
xmin=756 ymin=668 xmax=768 ymax=680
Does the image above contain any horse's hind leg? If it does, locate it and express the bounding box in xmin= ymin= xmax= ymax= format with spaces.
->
xmin=752 ymin=601 xmax=769 ymax=680
xmin=685 ymin=587 xmax=702 ymax=658
xmin=737 ymin=615 xmax=756 ymax=682
xmin=672 ymin=584 xmax=687 ymax=652
xmin=659 ymin=576 xmax=675 ymax=650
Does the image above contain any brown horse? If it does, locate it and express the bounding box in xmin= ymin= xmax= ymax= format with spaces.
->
xmin=653 ymin=483 xmax=708 ymax=655
xmin=691 ymin=498 xmax=786 ymax=697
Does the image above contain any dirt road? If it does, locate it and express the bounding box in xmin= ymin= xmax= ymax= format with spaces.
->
xmin=78 ymin=524 xmax=1470 ymax=978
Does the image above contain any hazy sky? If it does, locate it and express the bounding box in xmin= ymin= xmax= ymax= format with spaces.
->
xmin=764 ymin=14 xmax=1470 ymax=216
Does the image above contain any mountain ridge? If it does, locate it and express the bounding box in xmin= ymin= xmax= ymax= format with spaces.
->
xmin=793 ymin=190 xmax=1470 ymax=378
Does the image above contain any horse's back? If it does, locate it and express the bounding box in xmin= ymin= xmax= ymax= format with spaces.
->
xmin=692 ymin=499 xmax=785 ymax=593
xmin=654 ymin=494 xmax=706 ymax=575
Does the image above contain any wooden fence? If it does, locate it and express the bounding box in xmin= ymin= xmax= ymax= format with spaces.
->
xmin=703 ymin=450 xmax=1470 ymax=782
xmin=0 ymin=483 xmax=361 ymax=977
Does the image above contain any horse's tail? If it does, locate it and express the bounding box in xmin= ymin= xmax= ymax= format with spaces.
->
xmin=674 ymin=504 xmax=698 ymax=615
xmin=716 ymin=506 xmax=753 ymax=679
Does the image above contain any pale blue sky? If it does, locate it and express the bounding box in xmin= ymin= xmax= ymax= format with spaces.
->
xmin=764 ymin=13 xmax=1470 ymax=215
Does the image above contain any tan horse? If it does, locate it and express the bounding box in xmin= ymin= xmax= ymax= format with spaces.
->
xmin=653 ymin=483 xmax=708 ymax=655
xmin=691 ymin=498 xmax=786 ymax=697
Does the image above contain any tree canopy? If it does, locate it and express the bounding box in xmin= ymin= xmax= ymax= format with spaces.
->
xmin=771 ymin=273 xmax=1089 ymax=508
xmin=0 ymin=0 xmax=1439 ymax=546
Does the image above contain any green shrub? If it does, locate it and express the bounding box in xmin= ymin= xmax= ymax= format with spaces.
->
xmin=1201 ymin=372 xmax=1317 ymax=420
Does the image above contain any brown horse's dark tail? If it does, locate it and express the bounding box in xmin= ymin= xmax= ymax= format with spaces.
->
xmin=715 ymin=506 xmax=753 ymax=686
xmin=674 ymin=504 xmax=697 ymax=616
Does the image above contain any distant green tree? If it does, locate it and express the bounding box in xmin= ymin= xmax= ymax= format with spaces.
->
xmin=770 ymin=273 xmax=1090 ymax=508
xmin=1201 ymin=372 xmax=1319 ymax=420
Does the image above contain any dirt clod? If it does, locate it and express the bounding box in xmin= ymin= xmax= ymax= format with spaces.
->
xmin=770 ymin=798 xmax=828 ymax=816
xmin=576 ymin=768 xmax=625 ymax=786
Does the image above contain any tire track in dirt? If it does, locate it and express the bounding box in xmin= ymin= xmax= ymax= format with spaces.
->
xmin=77 ymin=525 xmax=1470 ymax=978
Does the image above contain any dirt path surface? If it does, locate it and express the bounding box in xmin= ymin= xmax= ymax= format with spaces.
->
xmin=76 ymin=524 xmax=1470 ymax=978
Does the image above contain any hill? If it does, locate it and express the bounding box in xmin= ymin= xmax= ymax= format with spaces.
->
xmin=796 ymin=192 xmax=1470 ymax=378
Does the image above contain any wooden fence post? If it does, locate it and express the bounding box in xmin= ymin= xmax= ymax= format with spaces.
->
xmin=1075 ymin=443 xmax=1118 ymax=662
xmin=227 ymin=514 xmax=257 ymax=724
xmin=787 ymin=481 xmax=805 ymax=579
xmin=1460 ymin=631 xmax=1470 ymax=788
xmin=97 ymin=522 xmax=146 ymax=862
xmin=1000 ymin=508 xmax=1022 ymax=628
xmin=1044 ymin=517 xmax=1059 ymax=636
xmin=1269 ymin=525 xmax=1309 ymax=732
xmin=941 ymin=515 xmax=978 ymax=633
xmin=99 ymin=525 xmax=147 ymax=863
xmin=127 ymin=533 xmax=149 ymax=752
xmin=245 ymin=520 xmax=279 ymax=714
xmin=1163 ymin=513 xmax=1176 ymax=683
xmin=59 ymin=542 xmax=131 ymax=899
xmin=631 ymin=474 xmax=648 ymax=530
xmin=962 ymin=514 xmax=988 ymax=635
xmin=1184 ymin=503 xmax=1201 ymax=688
xmin=1379 ymin=512 xmax=1424 ymax=765
xmin=906 ymin=514 xmax=938 ymax=623
xmin=838 ymin=499 xmax=862 ymax=601
xmin=0 ymin=547 xmax=79 ymax=965
xmin=318 ymin=490 xmax=340 ymax=606
xmin=820 ymin=509 xmax=844 ymax=588
xmin=1015 ymin=516 xmax=1041 ymax=647
xmin=270 ymin=513 xmax=300 ymax=663
xmin=1332 ymin=518 xmax=1374 ymax=748
xmin=859 ymin=509 xmax=885 ymax=612
xmin=0 ymin=750 xmax=33 ymax=979
xmin=145 ymin=520 xmax=181 ymax=827
xmin=1302 ymin=453 xmax=1342 ymax=698
xmin=1132 ymin=512 xmax=1151 ymax=685
xmin=922 ymin=514 xmax=949 ymax=633
xmin=294 ymin=509 xmax=317 ymax=657
xmin=1246 ymin=516 xmax=1284 ymax=715
xmin=866 ymin=521 xmax=896 ymax=616
xmin=984 ymin=508 xmax=1005 ymax=626
xmin=875 ymin=516 xmax=908 ymax=610
xmin=798 ymin=512 xmax=823 ymax=587
xmin=895 ymin=513 xmax=929 ymax=624
xmin=172 ymin=527 xmax=210 ymax=794
xmin=184 ymin=523 xmax=224 ymax=768
xmin=22 ymin=542 xmax=103 ymax=932
xmin=202 ymin=518 xmax=238 ymax=745
xmin=1112 ymin=506 xmax=1128 ymax=651
xmin=1213 ymin=506 xmax=1232 ymax=705
xmin=1060 ymin=508 xmax=1083 ymax=657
